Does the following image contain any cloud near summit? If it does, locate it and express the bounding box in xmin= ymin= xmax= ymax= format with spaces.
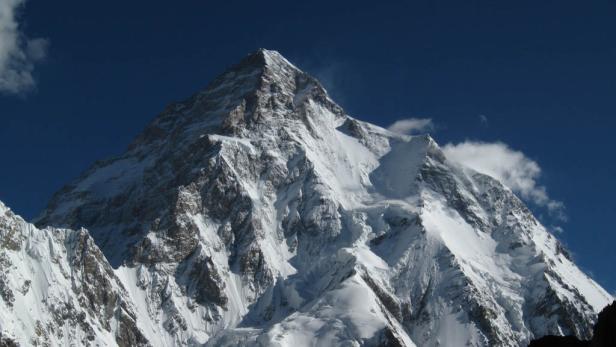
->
xmin=0 ymin=0 xmax=48 ymax=94
xmin=443 ymin=141 xmax=566 ymax=220
xmin=387 ymin=118 xmax=433 ymax=134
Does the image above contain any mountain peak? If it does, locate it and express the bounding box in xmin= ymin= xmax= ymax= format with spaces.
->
xmin=129 ymin=49 xmax=343 ymax=143
xmin=238 ymin=48 xmax=299 ymax=70
xmin=223 ymin=48 xmax=300 ymax=83
xmin=28 ymin=50 xmax=613 ymax=347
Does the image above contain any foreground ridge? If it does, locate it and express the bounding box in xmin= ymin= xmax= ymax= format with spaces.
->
xmin=529 ymin=301 xmax=616 ymax=347
xmin=1 ymin=49 xmax=612 ymax=346
xmin=0 ymin=202 xmax=148 ymax=346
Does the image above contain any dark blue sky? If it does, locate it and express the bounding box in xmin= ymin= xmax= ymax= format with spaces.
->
xmin=1 ymin=1 xmax=614 ymax=293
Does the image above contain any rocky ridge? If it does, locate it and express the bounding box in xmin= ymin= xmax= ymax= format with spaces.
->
xmin=0 ymin=201 xmax=148 ymax=346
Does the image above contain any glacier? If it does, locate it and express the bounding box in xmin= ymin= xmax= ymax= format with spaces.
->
xmin=0 ymin=49 xmax=612 ymax=346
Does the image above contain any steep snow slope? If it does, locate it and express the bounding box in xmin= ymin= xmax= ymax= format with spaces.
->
xmin=0 ymin=201 xmax=148 ymax=346
xmin=28 ymin=49 xmax=613 ymax=346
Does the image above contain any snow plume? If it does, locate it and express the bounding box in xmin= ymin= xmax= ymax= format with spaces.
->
xmin=0 ymin=0 xmax=48 ymax=94
xmin=443 ymin=141 xmax=566 ymax=219
xmin=387 ymin=117 xmax=433 ymax=134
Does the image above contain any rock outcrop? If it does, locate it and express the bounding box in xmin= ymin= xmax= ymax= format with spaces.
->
xmin=529 ymin=301 xmax=615 ymax=347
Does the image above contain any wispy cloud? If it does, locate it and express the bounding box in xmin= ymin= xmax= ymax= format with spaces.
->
xmin=293 ymin=50 xmax=356 ymax=108
xmin=443 ymin=141 xmax=566 ymax=220
xmin=0 ymin=0 xmax=48 ymax=95
xmin=479 ymin=114 xmax=488 ymax=125
xmin=387 ymin=118 xmax=433 ymax=135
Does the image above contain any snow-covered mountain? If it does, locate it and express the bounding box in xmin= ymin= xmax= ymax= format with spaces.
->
xmin=0 ymin=201 xmax=148 ymax=346
xmin=1 ymin=49 xmax=612 ymax=346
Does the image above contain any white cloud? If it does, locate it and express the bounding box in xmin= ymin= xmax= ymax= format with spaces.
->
xmin=0 ymin=0 xmax=48 ymax=94
xmin=443 ymin=141 xmax=565 ymax=219
xmin=387 ymin=118 xmax=433 ymax=134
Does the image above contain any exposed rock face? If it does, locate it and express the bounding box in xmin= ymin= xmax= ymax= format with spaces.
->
xmin=528 ymin=301 xmax=616 ymax=347
xmin=0 ymin=49 xmax=609 ymax=346
xmin=0 ymin=334 xmax=19 ymax=347
xmin=0 ymin=201 xmax=149 ymax=346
